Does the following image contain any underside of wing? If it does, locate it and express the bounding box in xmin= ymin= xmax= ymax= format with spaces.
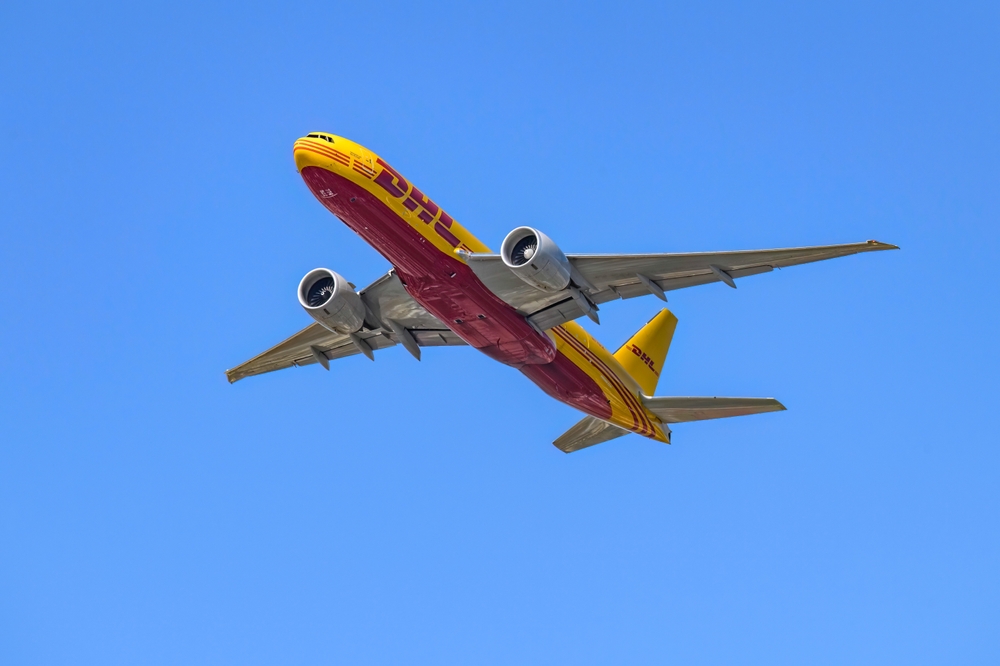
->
xmin=570 ymin=240 xmax=898 ymax=299
xmin=466 ymin=240 xmax=897 ymax=330
xmin=225 ymin=270 xmax=465 ymax=383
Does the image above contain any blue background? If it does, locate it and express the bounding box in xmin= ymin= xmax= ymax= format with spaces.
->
xmin=2 ymin=2 xmax=997 ymax=663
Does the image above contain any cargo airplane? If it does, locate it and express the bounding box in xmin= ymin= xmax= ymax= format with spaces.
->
xmin=226 ymin=133 xmax=896 ymax=452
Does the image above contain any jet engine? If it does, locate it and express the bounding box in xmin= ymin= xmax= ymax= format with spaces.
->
xmin=298 ymin=268 xmax=366 ymax=334
xmin=500 ymin=226 xmax=572 ymax=293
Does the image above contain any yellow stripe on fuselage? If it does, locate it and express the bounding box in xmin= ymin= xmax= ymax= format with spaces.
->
xmin=293 ymin=134 xmax=490 ymax=256
xmin=550 ymin=323 xmax=667 ymax=441
xmin=294 ymin=133 xmax=667 ymax=441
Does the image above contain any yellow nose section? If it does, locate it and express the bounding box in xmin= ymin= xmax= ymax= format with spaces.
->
xmin=613 ymin=308 xmax=678 ymax=396
xmin=293 ymin=137 xmax=350 ymax=173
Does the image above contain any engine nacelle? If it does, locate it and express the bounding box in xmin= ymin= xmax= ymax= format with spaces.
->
xmin=500 ymin=226 xmax=572 ymax=293
xmin=298 ymin=268 xmax=366 ymax=334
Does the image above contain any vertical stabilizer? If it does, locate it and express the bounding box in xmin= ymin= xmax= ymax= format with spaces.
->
xmin=613 ymin=308 xmax=677 ymax=396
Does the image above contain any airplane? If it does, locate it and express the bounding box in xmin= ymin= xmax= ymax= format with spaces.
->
xmin=226 ymin=132 xmax=897 ymax=452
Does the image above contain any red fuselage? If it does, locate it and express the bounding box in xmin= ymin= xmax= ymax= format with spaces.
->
xmin=298 ymin=165 xmax=614 ymax=421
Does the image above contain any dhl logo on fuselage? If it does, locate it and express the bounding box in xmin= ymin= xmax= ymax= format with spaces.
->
xmin=293 ymin=133 xmax=668 ymax=443
xmin=293 ymin=135 xmax=490 ymax=257
xmin=373 ymin=159 xmax=466 ymax=249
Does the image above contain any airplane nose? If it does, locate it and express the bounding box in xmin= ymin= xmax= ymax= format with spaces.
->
xmin=293 ymin=133 xmax=344 ymax=172
xmin=293 ymin=138 xmax=318 ymax=172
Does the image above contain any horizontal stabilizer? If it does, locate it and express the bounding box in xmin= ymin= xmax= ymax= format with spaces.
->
xmin=642 ymin=396 xmax=785 ymax=423
xmin=554 ymin=415 xmax=629 ymax=453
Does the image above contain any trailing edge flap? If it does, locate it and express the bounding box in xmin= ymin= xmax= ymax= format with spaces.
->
xmin=642 ymin=396 xmax=786 ymax=423
xmin=553 ymin=415 xmax=629 ymax=453
xmin=613 ymin=308 xmax=678 ymax=396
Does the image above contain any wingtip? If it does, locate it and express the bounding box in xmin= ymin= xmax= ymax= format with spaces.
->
xmin=866 ymin=240 xmax=900 ymax=250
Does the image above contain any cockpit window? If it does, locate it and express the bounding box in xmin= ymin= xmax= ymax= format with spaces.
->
xmin=306 ymin=133 xmax=334 ymax=143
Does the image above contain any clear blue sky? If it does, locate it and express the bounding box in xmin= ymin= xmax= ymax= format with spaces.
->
xmin=2 ymin=2 xmax=997 ymax=663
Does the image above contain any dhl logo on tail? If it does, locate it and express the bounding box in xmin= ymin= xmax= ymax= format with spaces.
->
xmin=614 ymin=309 xmax=678 ymax=396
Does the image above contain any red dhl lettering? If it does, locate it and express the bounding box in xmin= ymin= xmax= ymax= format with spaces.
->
xmin=405 ymin=187 xmax=439 ymax=223
xmin=373 ymin=158 xmax=408 ymax=197
xmin=629 ymin=345 xmax=659 ymax=375
xmin=374 ymin=158 xmax=460 ymax=247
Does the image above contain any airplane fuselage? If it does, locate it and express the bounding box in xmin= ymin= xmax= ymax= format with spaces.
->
xmin=293 ymin=134 xmax=666 ymax=440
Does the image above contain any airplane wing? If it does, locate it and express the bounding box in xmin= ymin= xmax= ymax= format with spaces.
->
xmin=465 ymin=240 xmax=898 ymax=330
xmin=226 ymin=271 xmax=466 ymax=383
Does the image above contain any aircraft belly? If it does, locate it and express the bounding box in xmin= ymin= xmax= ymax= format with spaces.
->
xmin=299 ymin=164 xmax=642 ymax=432
xmin=520 ymin=358 xmax=614 ymax=421
xmin=299 ymin=167 xmax=555 ymax=366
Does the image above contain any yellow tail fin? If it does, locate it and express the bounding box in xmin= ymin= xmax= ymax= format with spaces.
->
xmin=613 ymin=308 xmax=678 ymax=396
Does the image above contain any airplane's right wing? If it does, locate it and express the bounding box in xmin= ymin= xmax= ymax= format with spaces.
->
xmin=225 ymin=271 xmax=465 ymax=383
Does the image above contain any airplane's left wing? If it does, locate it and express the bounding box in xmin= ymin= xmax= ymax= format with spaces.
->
xmin=466 ymin=240 xmax=898 ymax=330
xmin=226 ymin=271 xmax=465 ymax=383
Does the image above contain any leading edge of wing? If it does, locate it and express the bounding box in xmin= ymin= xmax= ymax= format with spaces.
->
xmin=564 ymin=240 xmax=899 ymax=261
